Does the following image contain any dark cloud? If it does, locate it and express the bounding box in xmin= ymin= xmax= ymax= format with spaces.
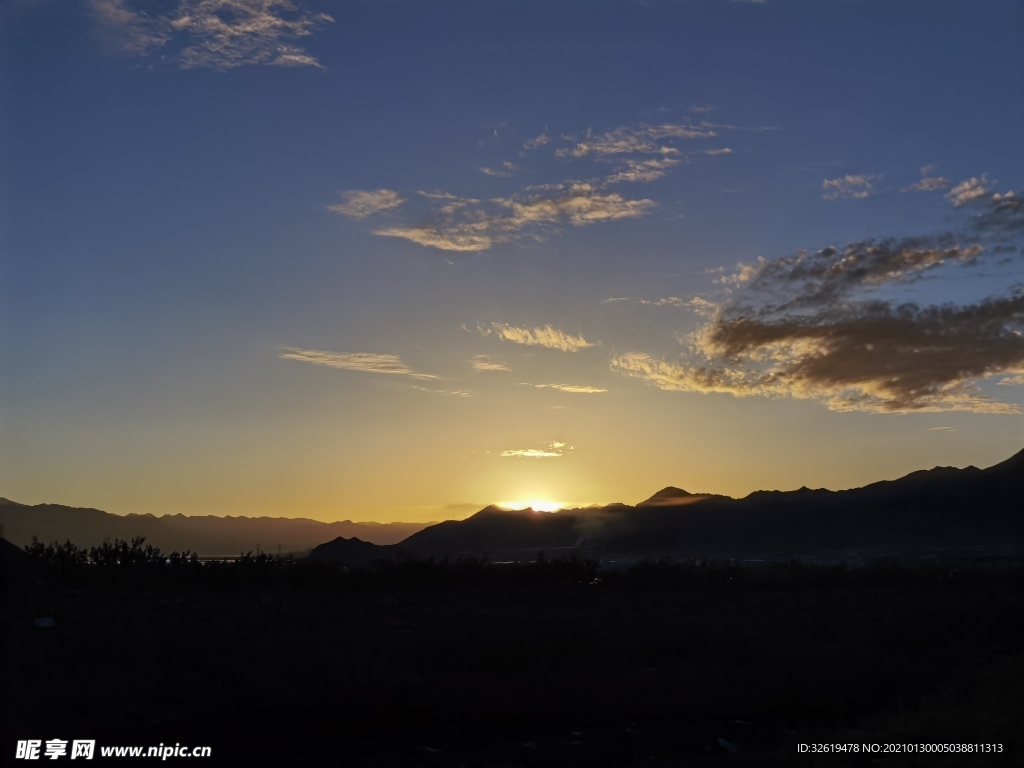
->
xmin=614 ymin=189 xmax=1024 ymax=414
xmin=711 ymin=295 xmax=1024 ymax=412
xmin=735 ymin=234 xmax=985 ymax=311
xmin=970 ymin=192 xmax=1024 ymax=240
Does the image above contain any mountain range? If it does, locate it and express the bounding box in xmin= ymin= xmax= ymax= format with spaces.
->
xmin=0 ymin=500 xmax=431 ymax=556
xmin=4 ymin=447 xmax=1021 ymax=563
xmin=310 ymin=447 xmax=1024 ymax=564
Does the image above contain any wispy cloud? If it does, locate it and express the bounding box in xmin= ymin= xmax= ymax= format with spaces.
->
xmin=480 ymin=323 xmax=597 ymax=352
xmin=605 ymin=157 xmax=681 ymax=183
xmin=90 ymin=0 xmax=334 ymax=70
xmin=470 ymin=355 xmax=510 ymax=372
xmin=612 ymin=296 xmax=719 ymax=316
xmin=903 ymin=164 xmax=950 ymax=193
xmin=521 ymin=383 xmax=608 ymax=394
xmin=638 ymin=296 xmax=718 ymax=314
xmin=559 ymin=122 xmax=715 ymax=158
xmin=372 ymin=183 xmax=657 ymax=251
xmin=904 ymin=176 xmax=951 ymax=193
xmin=280 ymin=348 xmax=438 ymax=380
xmin=374 ymin=224 xmax=495 ymax=252
xmin=500 ymin=184 xmax=656 ymax=227
xmin=91 ymin=0 xmax=170 ymax=55
xmin=501 ymin=441 xmax=573 ymax=458
xmin=326 ymin=189 xmax=405 ymax=219
xmin=948 ymin=176 xmax=991 ymax=207
xmin=697 ymin=120 xmax=779 ymax=133
xmin=523 ymin=132 xmax=550 ymax=150
xmin=480 ymin=161 xmax=517 ymax=177
xmin=638 ymin=296 xmax=686 ymax=306
xmin=822 ymin=174 xmax=878 ymax=201
xmin=341 ymin=113 xmax=774 ymax=251
xmin=406 ymin=385 xmax=470 ymax=397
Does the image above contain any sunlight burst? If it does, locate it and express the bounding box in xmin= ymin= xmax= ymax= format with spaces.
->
xmin=497 ymin=499 xmax=567 ymax=512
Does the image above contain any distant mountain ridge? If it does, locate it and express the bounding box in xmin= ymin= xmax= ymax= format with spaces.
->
xmin=0 ymin=499 xmax=431 ymax=555
xmin=6 ymin=448 xmax=1022 ymax=563
xmin=310 ymin=447 xmax=1024 ymax=563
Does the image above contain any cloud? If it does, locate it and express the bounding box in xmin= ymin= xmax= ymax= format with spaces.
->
xmin=326 ymin=189 xmax=405 ymax=220
xmin=562 ymin=122 xmax=716 ymax=158
xmin=687 ymin=296 xmax=720 ymax=317
xmin=501 ymin=441 xmax=573 ymax=458
xmin=480 ymin=161 xmax=516 ymax=177
xmin=480 ymin=323 xmax=596 ymax=352
xmin=521 ymin=383 xmax=608 ymax=393
xmin=713 ymin=257 xmax=765 ymax=288
xmin=728 ymin=234 xmax=986 ymax=309
xmin=373 ymin=225 xmax=495 ymax=252
xmin=500 ymin=184 xmax=657 ymax=227
xmin=280 ymin=348 xmax=438 ymax=380
xmin=970 ymin=191 xmax=1024 ymax=239
xmin=638 ymin=296 xmax=686 ymax=306
xmin=91 ymin=0 xmax=170 ymax=55
xmin=470 ymin=355 xmax=510 ymax=372
xmin=697 ymin=120 xmax=779 ymax=133
xmin=902 ymin=164 xmax=949 ymax=193
xmin=612 ymin=293 xmax=1024 ymax=414
xmin=372 ymin=183 xmax=657 ymax=251
xmin=603 ymin=295 xmax=720 ymax=316
xmin=343 ymin=114 xmax=773 ymax=251
xmin=948 ymin=176 xmax=991 ymax=207
xmin=90 ymin=0 xmax=334 ymax=69
xmin=822 ymin=174 xmax=877 ymax=201
xmin=611 ymin=352 xmax=767 ymax=398
xmin=635 ymin=296 xmax=720 ymax=316
xmin=690 ymin=105 xmax=718 ymax=113
xmin=523 ymin=132 xmax=550 ymax=150
xmin=904 ymin=176 xmax=951 ymax=193
xmin=605 ymin=157 xmax=682 ymax=184
xmin=612 ymin=205 xmax=1024 ymax=413
xmin=406 ymin=385 xmax=470 ymax=397
xmin=501 ymin=449 xmax=561 ymax=458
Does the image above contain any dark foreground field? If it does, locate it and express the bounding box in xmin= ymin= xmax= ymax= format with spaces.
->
xmin=4 ymin=555 xmax=1023 ymax=767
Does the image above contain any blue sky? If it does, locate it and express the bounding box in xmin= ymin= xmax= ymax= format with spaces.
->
xmin=2 ymin=0 xmax=1023 ymax=521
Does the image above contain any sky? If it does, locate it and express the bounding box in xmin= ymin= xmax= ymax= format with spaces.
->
xmin=2 ymin=0 xmax=1023 ymax=522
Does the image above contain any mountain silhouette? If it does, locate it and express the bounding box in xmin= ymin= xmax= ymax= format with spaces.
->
xmin=305 ymin=535 xmax=386 ymax=564
xmin=8 ymin=448 xmax=1023 ymax=564
xmin=0 ymin=498 xmax=431 ymax=556
xmin=309 ymin=447 xmax=1024 ymax=563
xmin=639 ymin=486 xmax=694 ymax=504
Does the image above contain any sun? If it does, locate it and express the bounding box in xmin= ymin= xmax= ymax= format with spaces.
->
xmin=497 ymin=499 xmax=566 ymax=513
